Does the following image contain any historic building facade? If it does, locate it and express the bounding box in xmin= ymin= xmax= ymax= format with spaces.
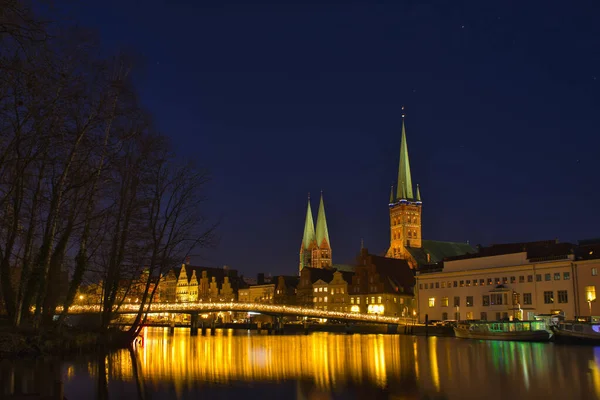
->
xmin=159 ymin=264 xmax=238 ymax=303
xmin=349 ymin=248 xmax=416 ymax=317
xmin=299 ymin=193 xmax=332 ymax=273
xmin=386 ymin=112 xmax=474 ymax=269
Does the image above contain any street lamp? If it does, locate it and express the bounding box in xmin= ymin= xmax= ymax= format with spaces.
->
xmin=587 ymin=287 xmax=597 ymax=318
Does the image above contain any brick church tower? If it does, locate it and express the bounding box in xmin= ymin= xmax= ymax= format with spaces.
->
xmin=387 ymin=111 xmax=423 ymax=262
xmin=299 ymin=193 xmax=332 ymax=273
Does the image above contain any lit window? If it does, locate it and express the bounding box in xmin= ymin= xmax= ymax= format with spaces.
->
xmin=324 ymin=297 xmax=328 ymax=303
xmin=377 ymin=296 xmax=382 ymax=303
xmin=351 ymin=297 xmax=354 ymax=304
xmin=314 ymin=288 xmax=318 ymax=293
xmin=313 ymin=297 xmax=317 ymax=302
xmin=441 ymin=297 xmax=448 ymax=307
xmin=319 ymin=287 xmax=323 ymax=292
xmin=586 ymin=286 xmax=597 ymax=302
xmin=357 ymin=298 xmax=361 ymax=305
xmin=428 ymin=297 xmax=435 ymax=307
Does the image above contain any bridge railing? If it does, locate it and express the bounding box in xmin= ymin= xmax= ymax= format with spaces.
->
xmin=58 ymin=302 xmax=417 ymax=325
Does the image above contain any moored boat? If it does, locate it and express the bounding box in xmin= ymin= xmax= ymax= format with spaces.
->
xmin=453 ymin=320 xmax=553 ymax=342
xmin=552 ymin=321 xmax=600 ymax=344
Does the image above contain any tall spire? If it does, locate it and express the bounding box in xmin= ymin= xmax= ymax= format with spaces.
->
xmin=416 ymin=184 xmax=422 ymax=202
xmin=315 ymin=192 xmax=330 ymax=248
xmin=301 ymin=194 xmax=316 ymax=249
xmin=396 ymin=109 xmax=414 ymax=200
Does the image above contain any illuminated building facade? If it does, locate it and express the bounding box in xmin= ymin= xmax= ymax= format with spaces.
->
xmin=415 ymin=240 xmax=600 ymax=322
xmin=349 ymin=248 xmax=416 ymax=317
xmin=158 ymin=264 xmax=240 ymax=303
xmin=299 ymin=193 xmax=332 ymax=272
xmin=238 ymin=284 xmax=275 ymax=303
xmin=386 ymin=112 xmax=474 ymax=268
xmin=274 ymin=276 xmax=299 ymax=305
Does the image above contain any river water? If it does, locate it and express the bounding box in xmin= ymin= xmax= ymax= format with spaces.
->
xmin=1 ymin=327 xmax=599 ymax=399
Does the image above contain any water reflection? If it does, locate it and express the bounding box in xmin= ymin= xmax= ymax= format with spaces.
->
xmin=3 ymin=328 xmax=600 ymax=399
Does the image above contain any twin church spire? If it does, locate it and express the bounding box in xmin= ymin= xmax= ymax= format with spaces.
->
xmin=299 ymin=192 xmax=332 ymax=272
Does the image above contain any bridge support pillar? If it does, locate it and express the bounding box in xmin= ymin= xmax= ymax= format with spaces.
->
xmin=303 ymin=321 xmax=309 ymax=335
xmin=345 ymin=323 xmax=353 ymax=335
xmin=190 ymin=313 xmax=199 ymax=336
xmin=201 ymin=322 xmax=207 ymax=336
xmin=168 ymin=321 xmax=175 ymax=335
xmin=387 ymin=324 xmax=398 ymax=334
xmin=210 ymin=320 xmax=216 ymax=336
xmin=275 ymin=316 xmax=284 ymax=335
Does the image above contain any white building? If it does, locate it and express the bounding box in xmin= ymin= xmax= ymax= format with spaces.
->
xmin=416 ymin=241 xmax=578 ymax=322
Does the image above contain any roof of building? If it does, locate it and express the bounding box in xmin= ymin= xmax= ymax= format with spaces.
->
xmin=315 ymin=193 xmax=331 ymax=248
xmin=407 ymin=240 xmax=476 ymax=267
xmin=332 ymin=263 xmax=355 ymax=273
xmin=442 ymin=240 xmax=574 ymax=263
xmin=395 ymin=118 xmax=415 ymax=201
xmin=277 ymin=275 xmax=300 ymax=288
xmin=301 ymin=267 xmax=336 ymax=284
xmin=575 ymin=239 xmax=600 ymax=260
xmin=172 ymin=265 xmax=242 ymax=288
xmin=367 ymin=253 xmax=415 ymax=294
xmin=301 ymin=196 xmax=316 ymax=250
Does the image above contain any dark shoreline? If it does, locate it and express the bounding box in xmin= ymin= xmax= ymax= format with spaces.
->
xmin=0 ymin=327 xmax=132 ymax=358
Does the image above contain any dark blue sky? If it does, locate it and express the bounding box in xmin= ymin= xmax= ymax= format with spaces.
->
xmin=58 ymin=0 xmax=600 ymax=277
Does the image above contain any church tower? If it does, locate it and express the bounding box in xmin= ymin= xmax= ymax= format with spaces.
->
xmin=386 ymin=110 xmax=423 ymax=263
xmin=313 ymin=192 xmax=332 ymax=268
xmin=299 ymin=195 xmax=317 ymax=273
xmin=299 ymin=193 xmax=333 ymax=273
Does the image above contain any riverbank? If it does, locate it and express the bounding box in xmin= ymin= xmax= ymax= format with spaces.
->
xmin=0 ymin=325 xmax=131 ymax=358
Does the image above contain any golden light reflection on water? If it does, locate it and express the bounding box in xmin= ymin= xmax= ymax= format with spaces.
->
xmin=132 ymin=328 xmax=406 ymax=391
xmin=54 ymin=328 xmax=600 ymax=400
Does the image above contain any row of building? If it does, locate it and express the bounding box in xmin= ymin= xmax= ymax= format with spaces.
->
xmin=74 ymin=113 xmax=600 ymax=324
xmin=132 ymin=247 xmax=418 ymax=318
xmin=415 ymin=239 xmax=600 ymax=322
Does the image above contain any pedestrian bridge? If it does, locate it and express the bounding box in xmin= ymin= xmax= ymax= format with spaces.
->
xmin=58 ymin=302 xmax=416 ymax=326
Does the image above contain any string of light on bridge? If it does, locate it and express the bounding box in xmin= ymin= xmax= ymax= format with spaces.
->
xmin=56 ymin=302 xmax=416 ymax=325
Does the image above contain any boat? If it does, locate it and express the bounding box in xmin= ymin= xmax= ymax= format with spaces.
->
xmin=453 ymin=320 xmax=553 ymax=342
xmin=552 ymin=320 xmax=600 ymax=344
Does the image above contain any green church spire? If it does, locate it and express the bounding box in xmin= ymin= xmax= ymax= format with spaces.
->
xmin=416 ymin=184 xmax=422 ymax=202
xmin=315 ymin=192 xmax=330 ymax=248
xmin=396 ymin=113 xmax=414 ymax=200
xmin=301 ymin=194 xmax=316 ymax=249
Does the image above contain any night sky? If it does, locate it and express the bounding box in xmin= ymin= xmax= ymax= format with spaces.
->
xmin=56 ymin=1 xmax=600 ymax=277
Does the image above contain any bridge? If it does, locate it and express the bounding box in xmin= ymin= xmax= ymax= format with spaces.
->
xmin=58 ymin=302 xmax=416 ymax=334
